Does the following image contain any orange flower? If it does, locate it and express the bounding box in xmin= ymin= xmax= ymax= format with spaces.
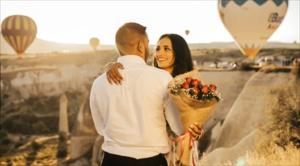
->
xmin=202 ymin=85 xmax=209 ymax=94
xmin=209 ymin=84 xmax=217 ymax=92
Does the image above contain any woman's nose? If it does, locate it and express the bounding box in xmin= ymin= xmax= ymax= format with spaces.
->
xmin=154 ymin=52 xmax=160 ymax=58
xmin=156 ymin=50 xmax=164 ymax=57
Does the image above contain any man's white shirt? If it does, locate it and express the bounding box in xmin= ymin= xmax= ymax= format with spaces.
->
xmin=90 ymin=55 xmax=183 ymax=159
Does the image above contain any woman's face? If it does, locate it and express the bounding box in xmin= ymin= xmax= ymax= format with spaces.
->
xmin=155 ymin=37 xmax=175 ymax=69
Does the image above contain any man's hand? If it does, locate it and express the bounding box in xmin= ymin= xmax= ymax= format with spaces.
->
xmin=105 ymin=62 xmax=124 ymax=85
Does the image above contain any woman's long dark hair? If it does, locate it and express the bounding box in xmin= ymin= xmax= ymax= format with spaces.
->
xmin=154 ymin=34 xmax=194 ymax=77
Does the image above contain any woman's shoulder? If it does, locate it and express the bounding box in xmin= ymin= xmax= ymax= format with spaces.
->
xmin=144 ymin=65 xmax=172 ymax=79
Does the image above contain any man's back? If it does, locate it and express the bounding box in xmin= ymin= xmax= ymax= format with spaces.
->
xmin=90 ymin=55 xmax=177 ymax=159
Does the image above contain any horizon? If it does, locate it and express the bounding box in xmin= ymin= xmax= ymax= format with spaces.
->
xmin=1 ymin=0 xmax=299 ymax=45
xmin=34 ymin=39 xmax=300 ymax=46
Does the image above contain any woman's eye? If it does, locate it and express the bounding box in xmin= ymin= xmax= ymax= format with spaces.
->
xmin=164 ymin=47 xmax=170 ymax=51
xmin=156 ymin=47 xmax=160 ymax=51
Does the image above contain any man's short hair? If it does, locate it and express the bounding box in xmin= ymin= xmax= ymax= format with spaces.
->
xmin=115 ymin=22 xmax=147 ymax=50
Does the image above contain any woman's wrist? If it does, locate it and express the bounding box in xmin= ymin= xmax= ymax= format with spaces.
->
xmin=103 ymin=62 xmax=116 ymax=72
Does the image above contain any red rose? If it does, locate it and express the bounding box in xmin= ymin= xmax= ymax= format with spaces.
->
xmin=182 ymin=82 xmax=189 ymax=89
xmin=191 ymin=79 xmax=200 ymax=88
xmin=209 ymin=84 xmax=217 ymax=91
xmin=186 ymin=77 xmax=192 ymax=84
xmin=202 ymin=85 xmax=209 ymax=94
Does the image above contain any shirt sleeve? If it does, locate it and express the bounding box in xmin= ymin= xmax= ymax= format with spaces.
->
xmin=89 ymin=81 xmax=104 ymax=136
xmin=162 ymin=73 xmax=184 ymax=136
xmin=165 ymin=96 xmax=184 ymax=136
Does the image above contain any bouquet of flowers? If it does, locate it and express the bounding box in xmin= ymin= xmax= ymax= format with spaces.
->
xmin=168 ymin=70 xmax=221 ymax=166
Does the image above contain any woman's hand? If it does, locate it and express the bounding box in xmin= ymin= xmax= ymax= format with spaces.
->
xmin=105 ymin=62 xmax=124 ymax=85
xmin=188 ymin=123 xmax=204 ymax=141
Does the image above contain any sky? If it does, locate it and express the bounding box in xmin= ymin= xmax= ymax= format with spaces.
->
xmin=0 ymin=0 xmax=299 ymax=45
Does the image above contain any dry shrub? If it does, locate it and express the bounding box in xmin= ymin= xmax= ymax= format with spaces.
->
xmin=213 ymin=143 xmax=300 ymax=166
xmin=200 ymin=143 xmax=299 ymax=166
xmin=252 ymin=67 xmax=300 ymax=165
xmin=259 ymin=78 xmax=300 ymax=150
xmin=247 ymin=143 xmax=300 ymax=166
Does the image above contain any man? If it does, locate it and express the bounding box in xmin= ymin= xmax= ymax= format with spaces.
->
xmin=90 ymin=22 xmax=184 ymax=166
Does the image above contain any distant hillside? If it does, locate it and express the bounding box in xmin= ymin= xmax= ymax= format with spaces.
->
xmin=1 ymin=35 xmax=299 ymax=54
xmin=0 ymin=36 xmax=116 ymax=54
xmin=189 ymin=42 xmax=300 ymax=50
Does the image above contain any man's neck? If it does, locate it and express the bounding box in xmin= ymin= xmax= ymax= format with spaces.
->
xmin=120 ymin=51 xmax=145 ymax=61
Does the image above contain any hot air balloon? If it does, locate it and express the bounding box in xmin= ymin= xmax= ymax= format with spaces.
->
xmin=185 ymin=30 xmax=190 ymax=36
xmin=218 ymin=0 xmax=288 ymax=58
xmin=89 ymin=37 xmax=100 ymax=51
xmin=1 ymin=15 xmax=37 ymax=58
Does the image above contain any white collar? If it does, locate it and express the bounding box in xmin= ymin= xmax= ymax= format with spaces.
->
xmin=117 ymin=55 xmax=146 ymax=65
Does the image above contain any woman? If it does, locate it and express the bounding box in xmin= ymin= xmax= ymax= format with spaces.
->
xmin=106 ymin=33 xmax=203 ymax=165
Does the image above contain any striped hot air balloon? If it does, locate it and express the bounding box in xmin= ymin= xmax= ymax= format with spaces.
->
xmin=89 ymin=37 xmax=100 ymax=51
xmin=1 ymin=15 xmax=37 ymax=58
xmin=218 ymin=0 xmax=288 ymax=58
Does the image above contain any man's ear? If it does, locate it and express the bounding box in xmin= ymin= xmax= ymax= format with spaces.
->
xmin=137 ymin=40 xmax=144 ymax=53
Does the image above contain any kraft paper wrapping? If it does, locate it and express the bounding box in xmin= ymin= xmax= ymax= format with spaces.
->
xmin=168 ymin=70 xmax=218 ymax=165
